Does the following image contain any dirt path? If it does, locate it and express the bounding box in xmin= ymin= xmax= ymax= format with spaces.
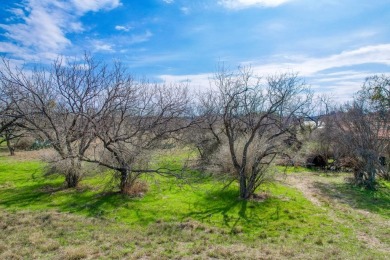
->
xmin=283 ymin=174 xmax=323 ymax=207
xmin=282 ymin=173 xmax=390 ymax=254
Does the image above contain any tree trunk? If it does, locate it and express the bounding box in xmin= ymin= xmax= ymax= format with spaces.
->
xmin=65 ymin=172 xmax=80 ymax=188
xmin=6 ymin=137 xmax=15 ymax=156
xmin=365 ymin=155 xmax=376 ymax=190
xmin=65 ymin=159 xmax=82 ymax=188
xmin=120 ymin=169 xmax=129 ymax=193
xmin=239 ymin=170 xmax=250 ymax=199
xmin=119 ymin=168 xmax=136 ymax=194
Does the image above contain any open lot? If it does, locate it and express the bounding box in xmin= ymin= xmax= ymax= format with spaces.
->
xmin=0 ymin=149 xmax=389 ymax=259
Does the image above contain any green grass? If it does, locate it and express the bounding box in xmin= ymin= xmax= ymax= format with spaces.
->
xmin=311 ymin=173 xmax=390 ymax=218
xmin=1 ymin=156 xmax=324 ymax=232
xmin=275 ymin=165 xmax=319 ymax=174
xmin=0 ymin=152 xmax=389 ymax=259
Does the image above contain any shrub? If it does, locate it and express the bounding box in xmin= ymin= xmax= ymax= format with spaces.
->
xmin=30 ymin=139 xmax=51 ymax=150
xmin=208 ymin=138 xmax=275 ymax=186
xmin=13 ymin=136 xmax=35 ymax=150
xmin=42 ymin=153 xmax=90 ymax=188
xmin=121 ymin=180 xmax=148 ymax=197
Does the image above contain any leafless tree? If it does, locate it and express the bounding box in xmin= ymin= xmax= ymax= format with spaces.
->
xmin=81 ymin=69 xmax=194 ymax=194
xmin=293 ymin=95 xmax=337 ymax=168
xmin=360 ymin=75 xmax=390 ymax=181
xmin=332 ymin=76 xmax=390 ymax=188
xmin=1 ymin=55 xmax=195 ymax=192
xmin=0 ymin=82 xmax=24 ymax=155
xmin=360 ymin=74 xmax=390 ymax=112
xmin=0 ymin=56 xmax=104 ymax=187
xmin=201 ymin=66 xmax=312 ymax=199
xmin=333 ymin=105 xmax=388 ymax=188
xmin=182 ymin=91 xmax=223 ymax=165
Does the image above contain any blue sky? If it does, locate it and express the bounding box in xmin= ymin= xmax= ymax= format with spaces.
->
xmin=1 ymin=0 xmax=390 ymax=101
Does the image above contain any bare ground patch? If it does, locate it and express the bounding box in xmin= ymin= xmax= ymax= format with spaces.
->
xmin=281 ymin=173 xmax=324 ymax=206
xmin=0 ymin=148 xmax=55 ymax=161
xmin=282 ymin=172 xmax=390 ymax=254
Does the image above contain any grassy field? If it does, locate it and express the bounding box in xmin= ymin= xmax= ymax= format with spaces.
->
xmin=0 ymin=149 xmax=389 ymax=259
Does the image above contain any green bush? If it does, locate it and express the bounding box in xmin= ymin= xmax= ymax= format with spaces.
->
xmin=30 ymin=139 xmax=51 ymax=150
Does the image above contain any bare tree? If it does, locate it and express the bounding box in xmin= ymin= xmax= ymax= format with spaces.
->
xmin=293 ymin=95 xmax=337 ymax=168
xmin=0 ymin=56 xmax=104 ymax=187
xmin=360 ymin=74 xmax=390 ymax=112
xmin=332 ymin=75 xmax=390 ymax=188
xmin=1 ymin=55 xmax=195 ymax=192
xmin=81 ymin=70 xmax=193 ymax=194
xmin=183 ymin=91 xmax=223 ymax=164
xmin=333 ymin=104 xmax=388 ymax=188
xmin=0 ymin=83 xmax=24 ymax=155
xmin=0 ymin=119 xmax=24 ymax=156
xmin=202 ymin=67 xmax=311 ymax=199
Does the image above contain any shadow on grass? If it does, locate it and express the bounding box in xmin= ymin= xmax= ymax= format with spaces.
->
xmin=313 ymin=181 xmax=390 ymax=218
xmin=0 ymin=180 xmax=135 ymax=220
xmin=185 ymin=189 xmax=276 ymax=233
xmin=0 ymin=184 xmax=55 ymax=208
xmin=0 ymin=163 xmax=296 ymax=232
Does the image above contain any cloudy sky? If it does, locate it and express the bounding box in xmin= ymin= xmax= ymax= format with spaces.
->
xmin=1 ymin=0 xmax=390 ymax=100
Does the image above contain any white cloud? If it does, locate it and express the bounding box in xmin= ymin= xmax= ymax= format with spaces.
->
xmin=290 ymin=28 xmax=382 ymax=55
xmin=219 ymin=0 xmax=294 ymax=9
xmin=158 ymin=44 xmax=390 ymax=101
xmin=115 ymin=25 xmax=132 ymax=32
xmin=85 ymin=30 xmax=153 ymax=56
xmin=0 ymin=2 xmax=71 ymax=53
xmin=71 ymin=0 xmax=122 ymax=13
xmin=123 ymin=52 xmax=183 ymax=69
xmin=180 ymin=7 xmax=190 ymax=15
xmin=128 ymin=31 xmax=153 ymax=45
xmin=7 ymin=8 xmax=25 ymax=18
xmin=248 ymin=44 xmax=390 ymax=101
xmin=0 ymin=0 xmax=122 ymax=62
xmin=93 ymin=41 xmax=114 ymax=52
xmin=162 ymin=0 xmax=174 ymax=4
xmin=160 ymin=73 xmax=212 ymax=86
xmin=250 ymin=44 xmax=390 ymax=76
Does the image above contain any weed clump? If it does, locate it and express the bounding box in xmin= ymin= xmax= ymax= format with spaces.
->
xmin=122 ymin=180 xmax=148 ymax=197
xmin=62 ymin=246 xmax=90 ymax=260
xmin=315 ymin=238 xmax=324 ymax=246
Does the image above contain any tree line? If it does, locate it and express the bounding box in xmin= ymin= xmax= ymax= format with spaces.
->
xmin=0 ymin=56 xmax=388 ymax=199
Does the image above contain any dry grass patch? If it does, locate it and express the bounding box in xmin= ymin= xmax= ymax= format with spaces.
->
xmin=2 ymin=209 xmax=366 ymax=260
xmin=122 ymin=180 xmax=149 ymax=197
xmin=1 ymin=148 xmax=56 ymax=161
xmin=61 ymin=245 xmax=92 ymax=260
